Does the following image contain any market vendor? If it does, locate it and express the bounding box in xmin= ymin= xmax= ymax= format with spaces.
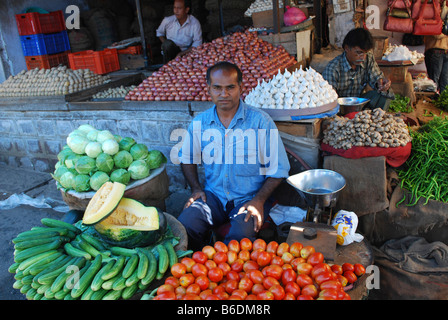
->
xmin=156 ymin=0 xmax=202 ymax=64
xmin=176 ymin=62 xmax=290 ymax=251
xmin=322 ymin=28 xmax=394 ymax=110
xmin=424 ymin=33 xmax=448 ymax=93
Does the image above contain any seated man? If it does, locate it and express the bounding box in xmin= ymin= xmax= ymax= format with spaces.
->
xmin=323 ymin=28 xmax=394 ymax=110
xmin=156 ymin=0 xmax=202 ymax=64
xmin=176 ymin=62 xmax=290 ymax=251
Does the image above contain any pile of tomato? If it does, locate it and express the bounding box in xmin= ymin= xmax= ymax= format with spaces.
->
xmin=153 ymin=238 xmax=366 ymax=300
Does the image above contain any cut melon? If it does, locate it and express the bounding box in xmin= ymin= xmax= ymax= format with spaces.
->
xmin=82 ymin=181 xmax=126 ymax=225
xmin=94 ymin=198 xmax=166 ymax=248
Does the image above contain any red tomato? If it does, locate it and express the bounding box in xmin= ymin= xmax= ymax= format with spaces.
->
xmin=301 ymin=284 xmax=318 ymax=298
xmin=179 ymin=273 xmax=195 ymax=288
xmin=215 ymin=291 xmax=229 ymax=300
xmin=230 ymin=259 xmax=244 ymax=273
xmin=296 ymin=273 xmax=314 ymax=288
xmin=213 ymin=251 xmax=228 ymax=264
xmin=300 ymin=245 xmax=315 ymax=259
xmin=238 ymin=250 xmax=251 ymax=262
xmin=297 ymin=294 xmax=314 ymax=300
xmin=253 ymin=238 xmax=267 ymax=251
xmin=226 ymin=270 xmax=240 ymax=281
xmin=249 ymin=269 xmax=264 ymax=284
xmin=224 ymin=279 xmax=238 ymax=294
xmin=266 ymin=241 xmax=279 ymax=254
xmin=276 ymin=242 xmax=290 ymax=256
xmin=164 ymin=276 xmax=179 ymax=288
xmin=265 ymin=265 xmax=283 ymax=280
xmin=205 ymin=259 xmax=217 ymax=270
xmin=296 ymin=262 xmax=313 ymax=275
xmin=192 ymin=251 xmax=208 ymax=264
xmin=291 ymin=257 xmax=305 ymax=270
xmin=307 ymin=252 xmax=324 ymax=266
xmin=257 ymin=251 xmax=272 ymax=267
xmin=331 ymin=264 xmax=344 ymax=275
xmin=245 ymin=294 xmax=258 ymax=300
xmin=284 ymin=292 xmax=296 ymax=300
xmin=238 ymin=277 xmax=254 ymax=293
xmin=227 ymin=250 xmax=238 ymax=265
xmin=214 ymin=241 xmax=228 ymax=253
xmin=175 ymin=286 xmax=186 ymax=299
xmin=342 ymin=262 xmax=354 ymax=273
xmin=250 ymin=248 xmax=263 ymax=262
xmin=337 ymin=275 xmax=348 ymax=287
xmin=191 ymin=263 xmax=208 ymax=278
xmin=311 ymin=263 xmax=331 ymax=278
xmin=228 ymin=239 xmax=240 ymax=253
xmin=154 ymin=291 xmax=176 ymax=300
xmin=343 ymin=270 xmax=358 ymax=284
xmin=182 ymin=293 xmax=201 ymax=300
xmin=281 ymin=252 xmax=294 ymax=264
xmin=289 ymin=242 xmax=303 ymax=257
xmin=171 ymin=262 xmax=187 ymax=278
xmin=354 ymin=263 xmax=366 ymax=277
xmin=270 ymin=255 xmax=284 ymax=266
xmin=281 ymin=268 xmax=297 ymax=285
xmin=243 ymin=260 xmax=259 ymax=272
xmin=180 ymin=257 xmax=196 ymax=272
xmin=212 ymin=284 xmax=226 ymax=295
xmin=240 ymin=238 xmax=253 ymax=251
xmin=251 ymin=283 xmax=265 ymax=295
xmin=269 ymin=284 xmax=286 ymax=300
xmin=157 ymin=284 xmax=174 ymax=295
xmin=231 ymin=289 xmax=248 ymax=300
xmin=284 ymin=281 xmax=301 ymax=297
xmin=199 ymin=289 xmax=212 ymax=300
xmin=320 ymin=280 xmax=342 ymax=291
xmin=257 ymin=290 xmax=275 ymax=300
xmin=208 ymin=267 xmax=224 ymax=283
xmin=195 ymin=275 xmax=210 ymax=291
xmin=218 ymin=262 xmax=231 ymax=276
xmin=186 ymin=283 xmax=201 ymax=295
xmin=205 ymin=294 xmax=220 ymax=300
xmin=314 ymin=272 xmax=334 ymax=285
xmin=318 ymin=288 xmax=339 ymax=300
xmin=262 ymin=276 xmax=280 ymax=290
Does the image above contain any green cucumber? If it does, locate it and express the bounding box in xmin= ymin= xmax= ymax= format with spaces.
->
xmin=137 ymin=250 xmax=149 ymax=280
xmin=13 ymin=280 xmax=24 ymax=290
xmin=125 ymin=269 xmax=140 ymax=287
xmin=163 ymin=241 xmax=178 ymax=268
xmin=37 ymin=284 xmax=51 ymax=295
xmin=14 ymin=236 xmax=68 ymax=250
xmin=12 ymin=230 xmax=61 ymax=244
xmin=64 ymin=243 xmax=91 ymax=260
xmin=102 ymin=273 xmax=121 ymax=290
xmin=90 ymin=259 xmax=115 ymax=291
xmin=122 ymin=283 xmax=138 ymax=300
xmin=21 ymin=274 xmax=35 ymax=285
xmin=110 ymin=246 xmax=137 ymax=257
xmin=101 ymin=256 xmax=126 ymax=281
xmin=122 ymin=254 xmax=138 ymax=279
xmin=24 ymin=251 xmax=65 ymax=276
xmin=71 ymin=255 xmax=103 ymax=298
xmin=20 ymin=284 xmax=32 ymax=294
xmin=102 ymin=288 xmax=123 ymax=300
xmin=44 ymin=286 xmax=57 ymax=299
xmin=78 ymin=239 xmax=103 ymax=258
xmin=37 ymin=256 xmax=77 ymax=285
xmin=64 ymin=260 xmax=91 ymax=292
xmin=14 ymin=240 xmax=62 ymax=263
xmin=81 ymin=286 xmax=96 ymax=300
xmin=90 ymin=288 xmax=108 ymax=300
xmin=40 ymin=218 xmax=80 ymax=234
xmin=156 ymin=244 xmax=169 ymax=275
xmin=26 ymin=287 xmax=38 ymax=300
xmin=50 ymin=257 xmax=86 ymax=292
xmin=112 ymin=276 xmax=127 ymax=291
xmin=140 ymin=250 xmax=157 ymax=286
xmin=80 ymin=233 xmax=106 ymax=251
xmin=8 ymin=262 xmax=20 ymax=274
xmin=18 ymin=249 xmax=61 ymax=271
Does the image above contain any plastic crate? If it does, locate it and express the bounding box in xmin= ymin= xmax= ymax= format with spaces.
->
xmin=68 ymin=48 xmax=120 ymax=74
xmin=15 ymin=10 xmax=65 ymax=36
xmin=20 ymin=31 xmax=71 ymax=56
xmin=117 ymin=45 xmax=143 ymax=55
xmin=25 ymin=51 xmax=69 ymax=70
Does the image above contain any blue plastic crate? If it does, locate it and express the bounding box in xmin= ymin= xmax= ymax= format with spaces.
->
xmin=20 ymin=31 xmax=70 ymax=56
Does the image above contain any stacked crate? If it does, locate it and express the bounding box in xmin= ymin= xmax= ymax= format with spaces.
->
xmin=15 ymin=10 xmax=71 ymax=70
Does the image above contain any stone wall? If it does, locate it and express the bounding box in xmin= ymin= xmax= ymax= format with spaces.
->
xmin=0 ymin=100 xmax=212 ymax=191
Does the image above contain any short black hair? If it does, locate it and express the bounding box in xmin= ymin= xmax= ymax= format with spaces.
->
xmin=206 ymin=62 xmax=243 ymax=85
xmin=342 ymin=28 xmax=374 ymax=51
xmin=175 ymin=0 xmax=191 ymax=9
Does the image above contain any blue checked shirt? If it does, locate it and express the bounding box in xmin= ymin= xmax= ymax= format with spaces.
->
xmin=156 ymin=15 xmax=202 ymax=52
xmin=178 ymin=100 xmax=290 ymax=209
xmin=322 ymin=51 xmax=387 ymax=97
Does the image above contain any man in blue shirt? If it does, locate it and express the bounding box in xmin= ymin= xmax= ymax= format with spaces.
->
xmin=156 ymin=0 xmax=202 ymax=64
xmin=177 ymin=62 xmax=290 ymax=250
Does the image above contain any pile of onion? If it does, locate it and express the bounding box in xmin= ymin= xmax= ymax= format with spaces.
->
xmin=125 ymin=31 xmax=297 ymax=102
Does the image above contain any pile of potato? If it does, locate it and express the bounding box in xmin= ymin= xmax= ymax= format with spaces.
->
xmin=0 ymin=66 xmax=110 ymax=97
xmin=92 ymin=85 xmax=136 ymax=100
xmin=322 ymin=108 xmax=412 ymax=149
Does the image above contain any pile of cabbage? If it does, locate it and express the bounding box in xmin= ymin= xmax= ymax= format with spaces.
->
xmin=52 ymin=124 xmax=167 ymax=193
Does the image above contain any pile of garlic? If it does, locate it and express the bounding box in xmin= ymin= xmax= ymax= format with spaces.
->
xmin=382 ymin=44 xmax=424 ymax=62
xmin=0 ymin=66 xmax=110 ymax=97
xmin=245 ymin=67 xmax=338 ymax=109
xmin=245 ymin=0 xmax=284 ymax=17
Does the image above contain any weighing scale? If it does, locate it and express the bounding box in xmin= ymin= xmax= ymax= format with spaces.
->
xmin=285 ymin=169 xmax=346 ymax=260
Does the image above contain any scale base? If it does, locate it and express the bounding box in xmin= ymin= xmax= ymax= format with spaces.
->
xmin=286 ymin=221 xmax=338 ymax=261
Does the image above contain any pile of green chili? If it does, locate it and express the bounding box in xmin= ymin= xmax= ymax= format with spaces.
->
xmin=397 ymin=116 xmax=448 ymax=206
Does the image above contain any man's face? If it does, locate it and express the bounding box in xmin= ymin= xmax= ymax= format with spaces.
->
xmin=207 ymin=68 xmax=242 ymax=112
xmin=173 ymin=0 xmax=189 ymax=21
xmin=344 ymin=46 xmax=369 ymax=67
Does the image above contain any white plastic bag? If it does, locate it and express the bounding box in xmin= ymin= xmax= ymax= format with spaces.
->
xmin=331 ymin=210 xmax=364 ymax=246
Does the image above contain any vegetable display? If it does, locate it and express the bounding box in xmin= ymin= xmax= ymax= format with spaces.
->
xmin=142 ymin=238 xmax=366 ymax=300
xmin=52 ymin=124 xmax=166 ymax=192
xmin=0 ymin=66 xmax=110 ymax=97
xmin=92 ymin=85 xmax=136 ymax=100
xmin=245 ymin=66 xmax=338 ymax=109
xmin=397 ymin=117 xmax=448 ymax=206
xmin=322 ymin=108 xmax=412 ymax=149
xmin=388 ymin=94 xmax=412 ymax=113
xmin=125 ymin=31 xmax=297 ymax=102
xmin=434 ymin=85 xmax=448 ymax=112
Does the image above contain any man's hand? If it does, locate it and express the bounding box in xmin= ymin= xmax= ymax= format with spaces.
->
xmin=184 ymin=189 xmax=206 ymax=209
xmin=377 ymin=78 xmax=391 ymax=92
xmin=237 ymin=198 xmax=265 ymax=232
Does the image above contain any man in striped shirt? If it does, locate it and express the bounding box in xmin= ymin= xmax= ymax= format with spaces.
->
xmin=156 ymin=0 xmax=202 ymax=64
xmin=323 ymin=28 xmax=394 ymax=110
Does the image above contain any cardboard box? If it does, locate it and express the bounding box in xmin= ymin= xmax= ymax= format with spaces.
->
xmin=252 ymin=8 xmax=284 ymax=28
xmin=259 ymin=31 xmax=297 ymax=55
xmin=373 ymin=36 xmax=389 ymax=60
xmin=380 ymin=65 xmax=408 ymax=82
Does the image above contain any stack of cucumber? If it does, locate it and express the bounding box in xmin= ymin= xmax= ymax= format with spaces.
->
xmin=9 ymin=218 xmax=181 ymax=300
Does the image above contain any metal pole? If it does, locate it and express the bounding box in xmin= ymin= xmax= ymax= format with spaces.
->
xmin=273 ymin=0 xmax=280 ymax=34
xmin=313 ymin=0 xmax=322 ymax=53
xmin=218 ymin=0 xmax=225 ymax=36
xmin=135 ymin=0 xmax=149 ymax=68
